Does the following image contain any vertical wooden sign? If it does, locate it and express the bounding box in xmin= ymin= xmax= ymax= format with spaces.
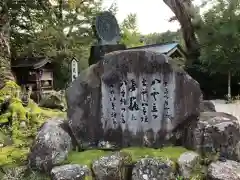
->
xmin=71 ymin=58 xmax=78 ymax=82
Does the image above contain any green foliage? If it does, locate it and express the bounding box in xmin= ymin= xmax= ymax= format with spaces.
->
xmin=201 ymin=152 xmax=220 ymax=166
xmin=7 ymin=1 xmax=152 ymax=88
xmin=189 ymin=159 xmax=207 ymax=180
xmin=0 ymin=131 xmax=12 ymax=146
xmin=0 ymin=81 xmax=20 ymax=102
xmin=176 ymin=175 xmax=184 ymax=180
xmin=0 ymin=146 xmax=29 ymax=166
xmin=143 ymin=30 xmax=185 ymax=48
xmin=9 ymin=0 xmax=103 ymax=89
xmin=121 ymin=146 xmax=189 ymax=163
xmin=66 ymin=150 xmax=109 ymax=167
xmin=199 ymin=0 xmax=240 ymax=75
xmin=120 ymin=13 xmax=144 ymax=48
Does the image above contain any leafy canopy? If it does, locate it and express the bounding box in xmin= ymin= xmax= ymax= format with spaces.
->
xmin=199 ymin=0 xmax=240 ymax=75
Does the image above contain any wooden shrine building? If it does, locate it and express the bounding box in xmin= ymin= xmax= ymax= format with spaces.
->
xmin=11 ymin=57 xmax=54 ymax=103
xmin=128 ymin=42 xmax=186 ymax=59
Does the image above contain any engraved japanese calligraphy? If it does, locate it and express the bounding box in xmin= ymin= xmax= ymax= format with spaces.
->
xmin=150 ymin=75 xmax=162 ymax=125
xmin=126 ymin=73 xmax=140 ymax=131
xmin=139 ymin=75 xmax=148 ymax=123
xmin=109 ymin=84 xmax=117 ymax=125
xmin=101 ymin=72 xmax=176 ymax=133
xmin=120 ymin=80 xmax=127 ymax=124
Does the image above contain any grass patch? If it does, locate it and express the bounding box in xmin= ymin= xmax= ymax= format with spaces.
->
xmin=67 ymin=150 xmax=110 ymax=167
xmin=66 ymin=146 xmax=190 ymax=168
xmin=121 ymin=146 xmax=189 ymax=162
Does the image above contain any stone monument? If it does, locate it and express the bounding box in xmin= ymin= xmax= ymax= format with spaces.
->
xmin=88 ymin=11 xmax=126 ymax=66
xmin=66 ymin=49 xmax=202 ymax=149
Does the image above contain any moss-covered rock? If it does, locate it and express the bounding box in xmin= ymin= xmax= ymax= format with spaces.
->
xmin=0 ymin=81 xmax=20 ymax=102
xmin=39 ymin=91 xmax=66 ymax=111
xmin=178 ymin=151 xmax=206 ymax=179
xmin=132 ymin=157 xmax=176 ymax=180
xmin=0 ymin=145 xmax=29 ymax=166
xmin=0 ymin=130 xmax=12 ymax=146
xmin=92 ymin=151 xmax=132 ymax=180
xmin=0 ymin=81 xmax=66 ymax=167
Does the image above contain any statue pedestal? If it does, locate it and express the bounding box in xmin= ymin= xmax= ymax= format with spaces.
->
xmin=88 ymin=44 xmax=126 ymax=65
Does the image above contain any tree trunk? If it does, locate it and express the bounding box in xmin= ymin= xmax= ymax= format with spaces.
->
xmin=228 ymin=70 xmax=231 ymax=101
xmin=0 ymin=2 xmax=14 ymax=89
xmin=163 ymin=0 xmax=200 ymax=64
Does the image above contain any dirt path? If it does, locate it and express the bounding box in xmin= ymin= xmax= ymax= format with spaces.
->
xmin=212 ymin=100 xmax=240 ymax=120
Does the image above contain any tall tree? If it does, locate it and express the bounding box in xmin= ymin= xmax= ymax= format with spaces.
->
xmin=120 ymin=13 xmax=143 ymax=47
xmin=163 ymin=0 xmax=201 ymax=63
xmin=10 ymin=0 xmax=103 ymax=89
xmin=199 ymin=0 xmax=240 ymax=100
xmin=0 ymin=1 xmax=14 ymax=88
xmin=143 ymin=30 xmax=184 ymax=47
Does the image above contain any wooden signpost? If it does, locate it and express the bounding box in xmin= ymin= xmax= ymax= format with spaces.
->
xmin=71 ymin=58 xmax=78 ymax=82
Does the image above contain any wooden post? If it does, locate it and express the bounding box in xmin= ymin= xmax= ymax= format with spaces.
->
xmin=36 ymin=70 xmax=41 ymax=103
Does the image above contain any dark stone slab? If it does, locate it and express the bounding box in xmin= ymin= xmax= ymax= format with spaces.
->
xmin=88 ymin=44 xmax=126 ymax=65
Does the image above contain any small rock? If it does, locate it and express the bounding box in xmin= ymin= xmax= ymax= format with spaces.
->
xmin=51 ymin=164 xmax=91 ymax=180
xmin=234 ymin=141 xmax=240 ymax=161
xmin=132 ymin=158 xmax=176 ymax=180
xmin=97 ymin=141 xmax=116 ymax=149
xmin=208 ymin=160 xmax=240 ymax=180
xmin=1 ymin=166 xmax=27 ymax=180
xmin=0 ymin=96 xmax=10 ymax=113
xmin=200 ymin=100 xmax=216 ymax=112
xmin=0 ymin=131 xmax=12 ymax=147
xmin=39 ymin=91 xmax=66 ymax=111
xmin=28 ymin=117 xmax=72 ymax=172
xmin=21 ymin=94 xmax=29 ymax=107
xmin=178 ymin=151 xmax=201 ymax=178
xmin=19 ymin=121 xmax=27 ymax=128
xmin=92 ymin=151 xmax=132 ymax=180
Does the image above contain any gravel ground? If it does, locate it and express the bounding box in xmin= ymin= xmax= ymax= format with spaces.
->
xmin=211 ymin=99 xmax=240 ymax=120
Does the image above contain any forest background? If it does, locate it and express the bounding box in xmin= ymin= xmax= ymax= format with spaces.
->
xmin=1 ymin=0 xmax=240 ymax=99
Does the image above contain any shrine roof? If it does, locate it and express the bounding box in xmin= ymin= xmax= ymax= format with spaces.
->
xmin=11 ymin=57 xmax=51 ymax=69
xmin=128 ymin=42 xmax=185 ymax=55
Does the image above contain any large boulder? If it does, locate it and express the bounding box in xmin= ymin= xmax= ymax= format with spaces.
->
xmin=28 ymin=118 xmax=72 ymax=172
xmin=208 ymin=160 xmax=240 ymax=180
xmin=132 ymin=158 xmax=176 ymax=180
xmin=92 ymin=152 xmax=132 ymax=180
xmin=66 ymin=50 xmax=202 ymax=148
xmin=192 ymin=112 xmax=240 ymax=160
